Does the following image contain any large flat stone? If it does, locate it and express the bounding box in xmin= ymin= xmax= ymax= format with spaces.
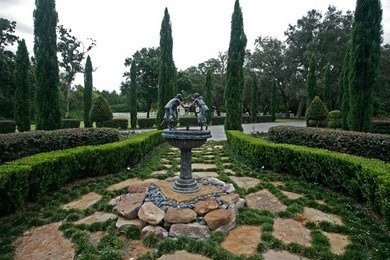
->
xmin=191 ymin=163 xmax=217 ymax=170
xmin=204 ymin=209 xmax=231 ymax=230
xmin=169 ymin=223 xmax=210 ymax=239
xmin=273 ymin=218 xmax=312 ymax=247
xmin=221 ymin=225 xmax=261 ymax=257
xmin=245 ymin=190 xmax=287 ymax=213
xmin=281 ymin=191 xmax=303 ymax=200
xmin=61 ymin=192 xmax=102 ymax=210
xmin=127 ymin=179 xmax=159 ymax=193
xmin=138 ymin=202 xmax=165 ymax=225
xmin=141 ymin=225 xmax=168 ymax=239
xmin=116 ymin=217 xmax=144 ymax=233
xmin=113 ymin=193 xmax=146 ymax=219
xmin=303 ymin=207 xmax=343 ymax=226
xmin=122 ymin=240 xmax=153 ymax=260
xmin=14 ymin=222 xmax=75 ymax=260
xmin=194 ymin=197 xmax=219 ymax=216
xmin=151 ymin=170 xmax=168 ymax=176
xmin=106 ymin=178 xmax=140 ymax=191
xmin=174 ymin=171 xmax=219 ymax=178
xmin=164 ymin=207 xmax=197 ymax=224
xmin=323 ymin=232 xmax=349 ymax=255
xmin=75 ymin=212 xmax=117 ymax=225
xmin=263 ymin=249 xmax=309 ymax=260
xmin=158 ymin=250 xmax=211 ymax=260
xmin=230 ymin=176 xmax=260 ymax=189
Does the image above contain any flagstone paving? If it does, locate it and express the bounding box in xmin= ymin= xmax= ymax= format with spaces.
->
xmin=245 ymin=189 xmax=287 ymax=213
xmin=106 ymin=177 xmax=140 ymax=191
xmin=221 ymin=225 xmax=262 ymax=257
xmin=158 ymin=250 xmax=211 ymax=260
xmin=262 ymin=249 xmax=309 ymax=260
xmin=230 ymin=176 xmax=260 ymax=189
xmin=323 ymin=232 xmax=350 ymax=255
xmin=61 ymin=192 xmax=102 ymax=210
xmin=88 ymin=231 xmax=105 ymax=246
xmin=191 ymin=163 xmax=217 ymax=170
xmin=151 ymin=170 xmax=168 ymax=176
xmin=75 ymin=212 xmax=117 ymax=225
xmin=122 ymin=240 xmax=153 ymax=259
xmin=303 ymin=207 xmax=343 ymax=226
xmin=281 ymin=190 xmax=303 ymax=200
xmin=224 ymin=168 xmax=236 ymax=175
xmin=273 ymin=218 xmax=312 ymax=247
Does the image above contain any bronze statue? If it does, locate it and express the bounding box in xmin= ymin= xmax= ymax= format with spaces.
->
xmin=162 ymin=94 xmax=187 ymax=130
xmin=190 ymin=93 xmax=209 ymax=130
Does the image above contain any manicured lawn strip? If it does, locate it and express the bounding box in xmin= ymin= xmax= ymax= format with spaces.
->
xmin=0 ymin=130 xmax=163 ymax=215
xmin=226 ymin=130 xmax=390 ymax=228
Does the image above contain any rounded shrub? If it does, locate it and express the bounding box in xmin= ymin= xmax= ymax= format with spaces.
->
xmin=328 ymin=110 xmax=342 ymax=129
xmin=305 ymin=96 xmax=328 ymax=127
xmin=90 ymin=96 xmax=113 ymax=127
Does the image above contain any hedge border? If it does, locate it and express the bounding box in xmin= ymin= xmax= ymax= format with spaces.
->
xmin=226 ymin=130 xmax=390 ymax=227
xmin=0 ymin=130 xmax=163 ymax=215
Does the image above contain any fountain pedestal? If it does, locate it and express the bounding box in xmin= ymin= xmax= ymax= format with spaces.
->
xmin=162 ymin=129 xmax=212 ymax=193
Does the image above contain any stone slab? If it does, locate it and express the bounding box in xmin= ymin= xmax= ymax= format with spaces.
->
xmin=174 ymin=171 xmax=219 ymax=178
xmin=107 ymin=178 xmax=140 ymax=191
xmin=191 ymin=163 xmax=217 ymax=170
xmin=230 ymin=176 xmax=260 ymax=189
xmin=116 ymin=217 xmax=144 ymax=233
xmin=169 ymin=223 xmax=210 ymax=239
xmin=89 ymin=231 xmax=105 ymax=246
xmin=273 ymin=218 xmax=312 ymax=247
xmin=122 ymin=240 xmax=153 ymax=260
xmin=263 ymin=249 xmax=309 ymax=260
xmin=61 ymin=192 xmax=102 ymax=210
xmin=221 ymin=225 xmax=261 ymax=257
xmin=245 ymin=190 xmax=287 ymax=213
xmin=75 ymin=212 xmax=117 ymax=225
xmin=281 ymin=191 xmax=303 ymax=200
xmin=14 ymin=222 xmax=75 ymax=260
xmin=224 ymin=169 xmax=236 ymax=175
xmin=151 ymin=170 xmax=168 ymax=176
xmin=158 ymin=250 xmax=211 ymax=260
xmin=303 ymin=207 xmax=343 ymax=226
xmin=323 ymin=232 xmax=349 ymax=255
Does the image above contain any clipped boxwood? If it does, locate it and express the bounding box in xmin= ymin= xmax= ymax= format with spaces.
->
xmin=179 ymin=117 xmax=198 ymax=127
xmin=103 ymin=119 xmax=128 ymax=129
xmin=62 ymin=119 xmax=81 ymax=129
xmin=0 ymin=128 xmax=120 ymax=164
xmin=372 ymin=121 xmax=390 ymax=135
xmin=0 ymin=130 xmax=163 ymax=215
xmin=268 ymin=126 xmax=390 ymax=162
xmin=138 ymin=118 xmax=155 ymax=129
xmin=0 ymin=120 xmax=16 ymax=134
xmin=227 ymin=130 xmax=390 ymax=227
xmin=328 ymin=110 xmax=342 ymax=129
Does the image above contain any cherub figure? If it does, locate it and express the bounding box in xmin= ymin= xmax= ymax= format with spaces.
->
xmin=190 ymin=93 xmax=209 ymax=130
xmin=162 ymin=94 xmax=187 ymax=130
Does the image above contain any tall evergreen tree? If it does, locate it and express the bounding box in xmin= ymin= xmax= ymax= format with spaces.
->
xmin=271 ymin=78 xmax=277 ymax=121
xmin=340 ymin=41 xmax=352 ymax=130
xmin=347 ymin=0 xmax=382 ymax=132
xmin=130 ymin=59 xmax=137 ymax=129
xmin=323 ymin=63 xmax=332 ymax=110
xmin=14 ymin=39 xmax=30 ymax=132
xmin=306 ymin=53 xmax=317 ymax=108
xmin=83 ymin=55 xmax=93 ymax=127
xmin=224 ymin=0 xmax=247 ymax=131
xmin=34 ymin=0 xmax=61 ymax=130
xmin=156 ymin=8 xmax=176 ymax=129
xmin=205 ymin=69 xmax=213 ymax=124
xmin=250 ymin=75 xmax=258 ymax=123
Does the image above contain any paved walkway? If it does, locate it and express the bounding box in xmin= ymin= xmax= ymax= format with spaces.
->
xmin=130 ymin=121 xmax=306 ymax=141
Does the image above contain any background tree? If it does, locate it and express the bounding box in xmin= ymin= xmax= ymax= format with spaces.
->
xmin=306 ymin=96 xmax=328 ymax=127
xmin=306 ymin=53 xmax=317 ymax=108
xmin=250 ymin=75 xmax=258 ymax=122
xmin=14 ymin=39 xmax=31 ymax=132
xmin=156 ymin=8 xmax=176 ymax=129
xmin=224 ymin=0 xmax=247 ymax=131
xmin=340 ymin=41 xmax=352 ymax=129
xmin=205 ymin=69 xmax=213 ymax=123
xmin=323 ymin=63 xmax=332 ymax=110
xmin=90 ymin=95 xmax=112 ymax=127
xmin=130 ymin=59 xmax=137 ymax=129
xmin=83 ymin=55 xmax=93 ymax=127
xmin=34 ymin=0 xmax=61 ymax=130
xmin=271 ymin=78 xmax=277 ymax=121
xmin=347 ymin=0 xmax=382 ymax=132
xmin=375 ymin=44 xmax=390 ymax=117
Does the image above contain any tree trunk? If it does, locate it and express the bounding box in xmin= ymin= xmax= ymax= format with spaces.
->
xmin=296 ymin=98 xmax=305 ymax=118
xmin=146 ymin=99 xmax=151 ymax=118
xmin=284 ymin=101 xmax=290 ymax=119
xmin=65 ymin=83 xmax=71 ymax=118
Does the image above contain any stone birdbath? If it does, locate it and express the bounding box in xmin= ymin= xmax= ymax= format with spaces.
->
xmin=162 ymin=129 xmax=211 ymax=193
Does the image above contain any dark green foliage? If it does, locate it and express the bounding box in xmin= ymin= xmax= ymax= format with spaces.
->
xmin=125 ymin=225 xmax=140 ymax=240
xmin=227 ymin=130 xmax=390 ymax=227
xmin=306 ymin=54 xmax=317 ymax=108
xmin=0 ymin=130 xmax=163 ymax=215
xmin=14 ymin=40 xmax=30 ymax=132
xmin=90 ymin=96 xmax=113 ymax=126
xmin=323 ymin=64 xmax=332 ymax=110
xmin=268 ymin=125 xmax=390 ymax=162
xmin=102 ymin=119 xmax=128 ymax=130
xmin=242 ymin=115 xmax=274 ymax=124
xmin=270 ymin=78 xmax=277 ymax=121
xmin=0 ymin=120 xmax=15 ymax=133
xmin=137 ymin=118 xmax=155 ymax=129
xmin=347 ymin=0 xmax=382 ymax=132
xmin=205 ymin=70 xmax=213 ymax=123
xmin=62 ymin=119 xmax=80 ymax=128
xmin=372 ymin=121 xmax=390 ymax=135
xmin=305 ymin=96 xmax=328 ymax=127
xmin=83 ymin=56 xmax=93 ymax=127
xmin=130 ymin=59 xmax=137 ymax=129
xmin=327 ymin=110 xmax=342 ymax=129
xmin=142 ymin=233 xmax=159 ymax=248
xmin=250 ymin=75 xmax=258 ymax=123
xmin=340 ymin=41 xmax=352 ymax=130
xmin=156 ymin=8 xmax=176 ymax=129
xmin=224 ymin=0 xmax=247 ymax=131
xmin=0 ymin=128 xmax=119 ymax=164
xmin=34 ymin=0 xmax=61 ymax=130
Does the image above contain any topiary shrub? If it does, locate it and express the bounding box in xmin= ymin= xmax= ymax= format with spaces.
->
xmin=328 ymin=110 xmax=342 ymax=129
xmin=103 ymin=119 xmax=128 ymax=129
xmin=62 ymin=119 xmax=81 ymax=129
xmin=0 ymin=121 xmax=16 ymax=134
xmin=305 ymin=96 xmax=328 ymax=127
xmin=90 ymin=96 xmax=113 ymax=127
xmin=372 ymin=121 xmax=390 ymax=135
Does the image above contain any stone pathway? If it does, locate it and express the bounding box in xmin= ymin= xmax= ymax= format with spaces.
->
xmin=230 ymin=176 xmax=260 ymax=190
xmin=61 ymin=192 xmax=102 ymax=210
xmin=158 ymin=250 xmax=211 ymax=260
xmin=273 ymin=218 xmax=312 ymax=247
xmin=221 ymin=225 xmax=262 ymax=257
xmin=245 ymin=189 xmax=287 ymax=213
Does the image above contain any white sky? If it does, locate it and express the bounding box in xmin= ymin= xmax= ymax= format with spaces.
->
xmin=1 ymin=0 xmax=389 ymax=92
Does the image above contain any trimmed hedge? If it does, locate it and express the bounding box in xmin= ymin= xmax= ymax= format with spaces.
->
xmin=227 ymin=130 xmax=390 ymax=227
xmin=372 ymin=121 xmax=390 ymax=135
xmin=268 ymin=126 xmax=390 ymax=162
xmin=103 ymin=119 xmax=128 ymax=129
xmin=138 ymin=118 xmax=155 ymax=129
xmin=211 ymin=116 xmax=225 ymax=125
xmin=62 ymin=119 xmax=81 ymax=129
xmin=179 ymin=117 xmax=198 ymax=127
xmin=0 ymin=130 xmax=163 ymax=215
xmin=0 ymin=120 xmax=16 ymax=134
xmin=0 ymin=128 xmax=120 ymax=164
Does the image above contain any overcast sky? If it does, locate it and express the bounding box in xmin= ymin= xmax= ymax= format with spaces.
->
xmin=1 ymin=0 xmax=389 ymax=92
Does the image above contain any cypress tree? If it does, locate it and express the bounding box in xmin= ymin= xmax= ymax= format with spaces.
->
xmin=130 ymin=59 xmax=137 ymax=129
xmin=347 ymin=0 xmax=382 ymax=132
xmin=34 ymin=0 xmax=61 ymax=130
xmin=205 ymin=69 xmax=213 ymax=124
xmin=156 ymin=8 xmax=176 ymax=129
xmin=224 ymin=0 xmax=247 ymax=131
xmin=323 ymin=63 xmax=332 ymax=110
xmin=250 ymin=75 xmax=258 ymax=123
xmin=306 ymin=53 xmax=317 ymax=108
xmin=340 ymin=41 xmax=352 ymax=130
xmin=14 ymin=39 xmax=31 ymax=132
xmin=83 ymin=55 xmax=93 ymax=127
xmin=271 ymin=78 xmax=277 ymax=121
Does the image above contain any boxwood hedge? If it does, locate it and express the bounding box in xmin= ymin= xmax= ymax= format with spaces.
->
xmin=227 ymin=130 xmax=390 ymax=227
xmin=0 ymin=130 xmax=163 ymax=215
